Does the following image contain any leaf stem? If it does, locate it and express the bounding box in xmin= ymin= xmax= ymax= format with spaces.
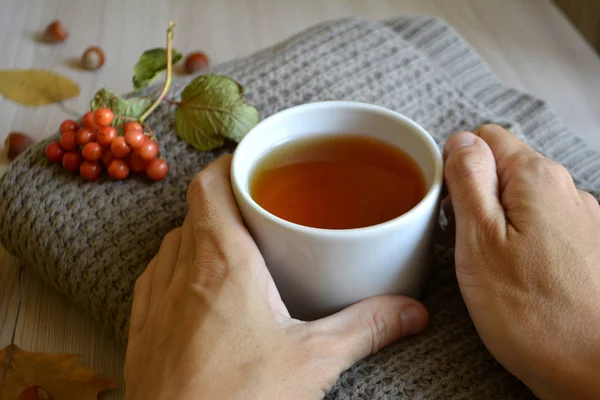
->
xmin=139 ymin=21 xmax=175 ymax=123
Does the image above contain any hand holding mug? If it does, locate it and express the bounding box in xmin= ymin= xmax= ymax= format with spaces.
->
xmin=444 ymin=124 xmax=600 ymax=400
xmin=124 ymin=155 xmax=428 ymax=400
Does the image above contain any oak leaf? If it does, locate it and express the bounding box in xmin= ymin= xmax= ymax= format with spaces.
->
xmin=0 ymin=345 xmax=116 ymax=400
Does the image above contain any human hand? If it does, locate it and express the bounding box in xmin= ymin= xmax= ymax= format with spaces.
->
xmin=124 ymin=155 xmax=429 ymax=400
xmin=444 ymin=124 xmax=600 ymax=400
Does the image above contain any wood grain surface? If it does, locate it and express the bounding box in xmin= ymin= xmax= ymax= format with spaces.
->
xmin=1 ymin=0 xmax=600 ymax=398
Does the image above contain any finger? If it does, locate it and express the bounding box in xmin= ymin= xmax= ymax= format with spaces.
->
xmin=186 ymin=154 xmax=261 ymax=286
xmin=148 ymin=228 xmax=182 ymax=310
xmin=186 ymin=154 xmax=246 ymax=244
xmin=309 ymin=295 xmax=428 ymax=367
xmin=473 ymin=124 xmax=536 ymax=189
xmin=443 ymin=131 xmax=505 ymax=239
xmin=476 ymin=125 xmax=581 ymax=210
xmin=129 ymin=257 xmax=157 ymax=336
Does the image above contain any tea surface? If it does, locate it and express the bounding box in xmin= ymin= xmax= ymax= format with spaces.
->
xmin=250 ymin=135 xmax=427 ymax=229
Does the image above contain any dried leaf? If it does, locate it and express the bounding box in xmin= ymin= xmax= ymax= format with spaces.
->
xmin=174 ymin=74 xmax=260 ymax=151
xmin=0 ymin=345 xmax=116 ymax=400
xmin=90 ymin=88 xmax=152 ymax=129
xmin=132 ymin=48 xmax=182 ymax=90
xmin=0 ymin=69 xmax=79 ymax=106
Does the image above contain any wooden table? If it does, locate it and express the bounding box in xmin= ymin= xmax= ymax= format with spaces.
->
xmin=1 ymin=0 xmax=600 ymax=397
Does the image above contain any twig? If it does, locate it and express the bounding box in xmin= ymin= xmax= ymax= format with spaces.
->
xmin=139 ymin=21 xmax=175 ymax=123
xmin=0 ymin=266 xmax=25 ymax=383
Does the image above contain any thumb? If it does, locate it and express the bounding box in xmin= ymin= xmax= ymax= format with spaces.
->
xmin=309 ymin=296 xmax=428 ymax=367
xmin=443 ymin=131 xmax=505 ymax=240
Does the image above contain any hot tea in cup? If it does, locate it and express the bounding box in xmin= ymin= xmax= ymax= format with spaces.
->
xmin=231 ymin=101 xmax=443 ymax=319
xmin=250 ymin=135 xmax=427 ymax=229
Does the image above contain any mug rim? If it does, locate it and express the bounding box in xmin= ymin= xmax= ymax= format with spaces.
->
xmin=231 ymin=101 xmax=443 ymax=238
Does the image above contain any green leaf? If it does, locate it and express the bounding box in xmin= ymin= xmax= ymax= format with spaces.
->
xmin=174 ymin=74 xmax=260 ymax=151
xmin=132 ymin=48 xmax=182 ymax=90
xmin=90 ymin=88 xmax=153 ymax=128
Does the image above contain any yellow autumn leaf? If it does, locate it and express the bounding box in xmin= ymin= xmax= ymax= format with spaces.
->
xmin=0 ymin=69 xmax=80 ymax=106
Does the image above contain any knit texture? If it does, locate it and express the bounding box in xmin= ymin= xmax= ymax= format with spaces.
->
xmin=1 ymin=16 xmax=599 ymax=399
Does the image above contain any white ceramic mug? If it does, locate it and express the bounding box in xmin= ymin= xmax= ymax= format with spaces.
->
xmin=231 ymin=101 xmax=443 ymax=320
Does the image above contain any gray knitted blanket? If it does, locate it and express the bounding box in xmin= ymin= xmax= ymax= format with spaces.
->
xmin=2 ymin=16 xmax=600 ymax=399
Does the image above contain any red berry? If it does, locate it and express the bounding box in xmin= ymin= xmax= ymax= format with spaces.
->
xmin=111 ymin=136 xmax=131 ymax=158
xmin=45 ymin=141 xmax=65 ymax=163
xmin=94 ymin=107 xmax=113 ymax=127
xmin=82 ymin=111 xmax=100 ymax=130
xmin=80 ymin=161 xmax=102 ymax=181
xmin=76 ymin=127 xmax=96 ymax=146
xmin=184 ymin=52 xmax=209 ymax=74
xmin=82 ymin=142 xmax=102 ymax=161
xmin=62 ymin=151 xmax=82 ymax=172
xmin=124 ymin=130 xmax=145 ymax=149
xmin=128 ymin=152 xmax=148 ymax=173
xmin=44 ymin=20 xmax=68 ymax=43
xmin=124 ymin=122 xmax=142 ymax=133
xmin=136 ymin=139 xmax=159 ymax=160
xmin=5 ymin=132 xmax=35 ymax=161
xmin=101 ymin=148 xmax=116 ymax=167
xmin=59 ymin=119 xmax=79 ymax=134
xmin=108 ymin=159 xmax=130 ymax=180
xmin=81 ymin=46 xmax=105 ymax=70
xmin=97 ymin=126 xmax=117 ymax=147
xmin=146 ymin=158 xmax=169 ymax=181
xmin=59 ymin=130 xmax=78 ymax=150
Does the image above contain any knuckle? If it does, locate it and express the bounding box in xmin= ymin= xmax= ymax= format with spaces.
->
xmin=476 ymin=123 xmax=504 ymax=137
xmin=504 ymin=148 xmax=534 ymax=169
xmin=161 ymin=228 xmax=180 ymax=246
xmin=509 ymin=154 xmax=571 ymax=187
xmin=133 ymin=270 xmax=150 ymax=296
xmin=186 ymin=156 xmax=232 ymax=206
xmin=187 ymin=170 xmax=215 ymax=205
xmin=193 ymin=256 xmax=230 ymax=286
xmin=190 ymin=228 xmax=257 ymax=286
xmin=192 ymin=235 xmax=252 ymax=285
xmin=445 ymin=146 xmax=488 ymax=181
xmin=539 ymin=158 xmax=571 ymax=182
xmin=580 ymin=190 xmax=598 ymax=207
xmin=477 ymin=208 xmax=506 ymax=240
xmin=366 ymin=310 xmax=388 ymax=354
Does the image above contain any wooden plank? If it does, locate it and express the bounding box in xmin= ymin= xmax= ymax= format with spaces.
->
xmin=1 ymin=1 xmax=599 ymax=398
xmin=554 ymin=0 xmax=600 ymax=52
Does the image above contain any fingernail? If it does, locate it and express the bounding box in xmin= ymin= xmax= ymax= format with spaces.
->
xmin=443 ymin=132 xmax=477 ymax=161
xmin=400 ymin=305 xmax=426 ymax=336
